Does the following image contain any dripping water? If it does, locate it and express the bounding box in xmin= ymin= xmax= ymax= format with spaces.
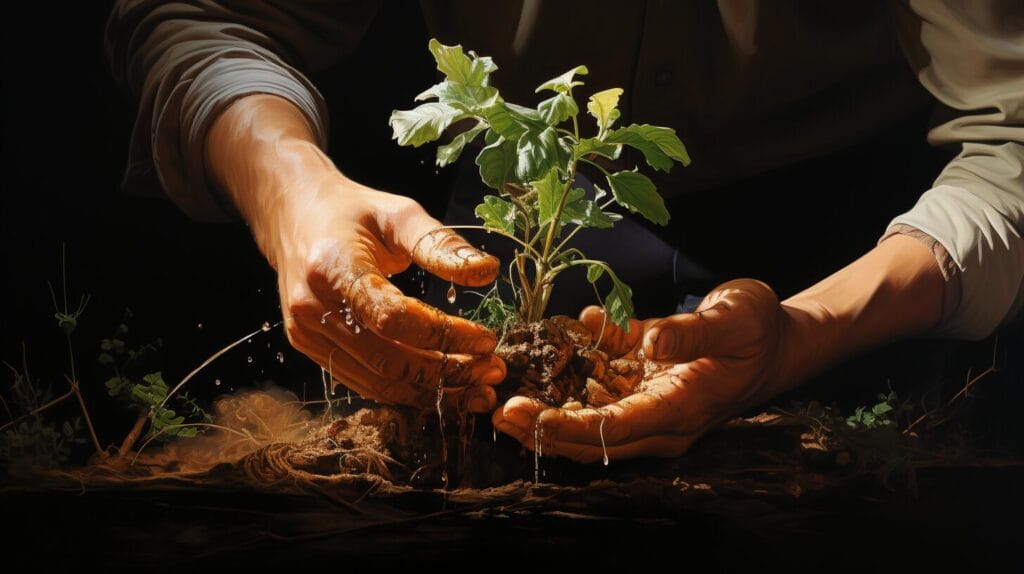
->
xmin=436 ymin=371 xmax=449 ymax=488
xmin=159 ymin=321 xmax=281 ymax=411
xmin=599 ymin=416 xmax=609 ymax=466
xmin=446 ymin=282 xmax=457 ymax=304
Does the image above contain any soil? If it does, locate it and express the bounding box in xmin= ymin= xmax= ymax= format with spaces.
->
xmin=493 ymin=316 xmax=648 ymax=408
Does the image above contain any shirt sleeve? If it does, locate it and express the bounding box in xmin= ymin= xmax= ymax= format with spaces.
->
xmin=885 ymin=0 xmax=1024 ymax=340
xmin=106 ymin=0 xmax=382 ymax=221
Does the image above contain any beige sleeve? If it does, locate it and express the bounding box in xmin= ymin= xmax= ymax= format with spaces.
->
xmin=886 ymin=0 xmax=1024 ymax=340
xmin=106 ymin=0 xmax=381 ymax=221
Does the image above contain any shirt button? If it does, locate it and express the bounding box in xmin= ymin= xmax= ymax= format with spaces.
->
xmin=655 ymin=70 xmax=674 ymax=87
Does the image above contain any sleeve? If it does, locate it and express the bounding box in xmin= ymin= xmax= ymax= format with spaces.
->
xmin=106 ymin=0 xmax=382 ymax=222
xmin=885 ymin=0 xmax=1024 ymax=340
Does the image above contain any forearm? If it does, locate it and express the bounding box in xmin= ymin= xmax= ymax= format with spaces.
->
xmin=774 ymin=234 xmax=945 ymax=391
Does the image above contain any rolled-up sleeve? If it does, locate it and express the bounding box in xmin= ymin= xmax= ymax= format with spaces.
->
xmin=886 ymin=0 xmax=1024 ymax=340
xmin=106 ymin=0 xmax=381 ymax=221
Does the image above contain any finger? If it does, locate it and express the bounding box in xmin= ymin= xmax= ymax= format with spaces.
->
xmin=402 ymin=215 xmax=499 ymax=287
xmin=578 ymin=305 xmax=645 ymax=358
xmin=494 ymin=374 xmax=692 ymax=447
xmin=641 ymin=304 xmax=729 ymax=363
xmin=318 ymin=310 xmax=506 ymax=388
xmin=309 ymin=265 xmax=498 ymax=354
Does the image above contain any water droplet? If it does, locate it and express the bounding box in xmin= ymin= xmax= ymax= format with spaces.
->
xmin=246 ymin=356 xmax=253 ymax=363
xmin=320 ymin=311 xmax=332 ymax=324
xmin=458 ymin=308 xmax=464 ymax=317
xmin=214 ymin=379 xmax=221 ymax=386
xmin=276 ymin=352 xmax=285 ymax=363
xmin=599 ymin=417 xmax=609 ymax=466
xmin=247 ymin=338 xmax=253 ymax=344
xmin=480 ymin=244 xmax=486 ymax=251
xmin=493 ymin=427 xmax=497 ymax=442
xmin=353 ymin=324 xmax=361 ymax=334
xmin=446 ymin=282 xmax=457 ymax=304
xmin=346 ymin=388 xmax=352 ymax=404
xmin=344 ymin=312 xmax=353 ymax=326
xmin=386 ymin=273 xmax=393 ymax=278
xmin=261 ymin=321 xmax=271 ymax=332
xmin=196 ymin=323 xmax=204 ymax=331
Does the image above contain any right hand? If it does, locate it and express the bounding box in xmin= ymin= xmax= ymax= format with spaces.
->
xmin=208 ymin=96 xmax=505 ymax=412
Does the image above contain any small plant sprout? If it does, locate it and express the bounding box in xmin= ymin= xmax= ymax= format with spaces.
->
xmin=390 ymin=39 xmax=690 ymax=333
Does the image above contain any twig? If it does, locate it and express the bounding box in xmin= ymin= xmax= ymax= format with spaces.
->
xmin=65 ymin=374 xmax=104 ymax=457
xmin=904 ymin=337 xmax=999 ymax=435
xmin=0 ymin=389 xmax=74 ymax=433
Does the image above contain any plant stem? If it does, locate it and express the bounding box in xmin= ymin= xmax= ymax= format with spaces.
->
xmin=66 ymin=373 xmax=104 ymax=457
xmin=440 ymin=224 xmax=542 ymax=259
xmin=118 ymin=410 xmax=149 ymax=459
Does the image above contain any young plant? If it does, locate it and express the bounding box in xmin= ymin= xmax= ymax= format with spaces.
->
xmin=390 ymin=40 xmax=689 ymax=332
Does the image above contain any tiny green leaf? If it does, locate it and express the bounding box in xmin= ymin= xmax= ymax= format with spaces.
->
xmin=436 ymin=122 xmax=487 ymax=167
xmin=389 ymin=102 xmax=465 ymax=147
xmin=604 ymin=274 xmax=634 ymax=332
xmin=607 ymin=170 xmax=670 ymax=225
xmin=475 ymin=195 xmax=516 ymax=234
xmin=606 ymin=123 xmax=691 ymax=171
xmin=536 ymin=65 xmax=589 ymax=93
xmin=587 ymin=88 xmax=624 ymax=133
xmin=586 ymin=263 xmax=605 ymax=283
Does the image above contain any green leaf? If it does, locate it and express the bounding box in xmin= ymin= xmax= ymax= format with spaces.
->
xmin=587 ymin=88 xmax=623 ymax=133
xmin=116 ymin=323 xmax=129 ymax=335
xmin=605 ymin=124 xmax=691 ymax=172
xmin=389 ymin=102 xmax=465 ymax=147
xmin=415 ymin=81 xmax=499 ymax=112
xmin=427 ymin=39 xmax=497 ymax=87
xmin=483 ymin=102 xmax=545 ymax=141
xmin=436 ymin=122 xmax=487 ymax=167
xmin=575 ymin=137 xmax=622 ymax=161
xmin=475 ymin=195 xmax=516 ymax=234
xmin=586 ymin=263 xmax=605 ymax=283
xmin=537 ymin=92 xmax=578 ymax=126
xmin=536 ymin=65 xmax=589 ymax=93
xmin=97 ymin=352 xmax=114 ymax=366
xmin=100 ymin=339 xmax=112 ymax=352
xmin=561 ymin=192 xmax=618 ymax=229
xmin=476 ymin=136 xmax=517 ymax=190
xmin=533 ymin=167 xmax=563 ymax=225
xmin=604 ymin=274 xmax=634 ymax=332
xmin=606 ymin=170 xmax=670 ymax=225
xmin=515 ymin=126 xmax=561 ymax=181
xmin=872 ymin=402 xmax=894 ymax=416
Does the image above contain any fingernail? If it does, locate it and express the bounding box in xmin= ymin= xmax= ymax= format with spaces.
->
xmin=653 ymin=328 xmax=677 ymax=360
xmin=472 ymin=335 xmax=498 ymax=354
xmin=482 ymin=366 xmax=505 ymax=385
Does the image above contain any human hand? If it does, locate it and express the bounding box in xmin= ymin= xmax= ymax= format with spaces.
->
xmin=207 ymin=96 xmax=505 ymax=412
xmin=492 ymin=279 xmax=789 ymax=461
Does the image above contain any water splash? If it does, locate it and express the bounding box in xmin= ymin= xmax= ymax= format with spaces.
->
xmin=599 ymin=416 xmax=609 ymax=466
xmin=446 ymin=282 xmax=457 ymax=304
xmin=158 ymin=321 xmax=281 ymax=411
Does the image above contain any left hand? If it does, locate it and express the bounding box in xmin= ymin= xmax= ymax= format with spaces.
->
xmin=492 ymin=279 xmax=790 ymax=462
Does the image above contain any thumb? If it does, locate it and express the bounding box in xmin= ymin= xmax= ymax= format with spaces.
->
xmin=392 ymin=203 xmax=499 ymax=287
xmin=642 ymin=305 xmax=730 ymax=363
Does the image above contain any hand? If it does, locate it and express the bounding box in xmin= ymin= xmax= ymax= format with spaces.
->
xmin=207 ymin=95 xmax=506 ymax=412
xmin=492 ymin=279 xmax=789 ymax=462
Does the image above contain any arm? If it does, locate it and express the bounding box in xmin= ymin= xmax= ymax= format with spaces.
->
xmin=108 ymin=1 xmax=506 ymax=411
